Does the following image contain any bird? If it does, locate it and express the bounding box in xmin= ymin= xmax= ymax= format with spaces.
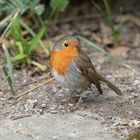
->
xmin=50 ymin=35 xmax=122 ymax=108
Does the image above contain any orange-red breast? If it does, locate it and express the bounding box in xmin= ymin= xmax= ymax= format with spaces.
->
xmin=50 ymin=36 xmax=122 ymax=105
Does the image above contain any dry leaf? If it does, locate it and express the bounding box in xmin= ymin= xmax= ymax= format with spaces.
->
xmin=109 ymin=45 xmax=129 ymax=56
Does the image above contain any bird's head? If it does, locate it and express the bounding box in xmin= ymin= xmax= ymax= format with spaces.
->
xmin=51 ymin=35 xmax=80 ymax=52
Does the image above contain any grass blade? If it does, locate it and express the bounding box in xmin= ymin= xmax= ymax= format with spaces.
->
xmin=50 ymin=0 xmax=69 ymax=12
xmin=19 ymin=18 xmax=50 ymax=57
xmin=11 ymin=54 xmax=27 ymax=61
xmin=27 ymin=27 xmax=45 ymax=54
xmin=49 ymin=0 xmax=69 ymax=20
xmin=2 ymin=44 xmax=15 ymax=94
xmin=31 ymin=61 xmax=46 ymax=71
xmin=77 ymin=35 xmax=109 ymax=55
xmin=10 ymin=17 xmax=25 ymax=44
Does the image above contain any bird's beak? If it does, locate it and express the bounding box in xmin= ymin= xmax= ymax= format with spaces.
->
xmin=69 ymin=41 xmax=79 ymax=47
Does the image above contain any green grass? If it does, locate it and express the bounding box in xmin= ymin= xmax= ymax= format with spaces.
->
xmin=92 ymin=0 xmax=121 ymax=44
xmin=0 ymin=0 xmax=70 ymax=66
xmin=49 ymin=0 xmax=69 ymax=20
xmin=8 ymin=16 xmax=46 ymax=69
xmin=2 ymin=45 xmax=14 ymax=94
xmin=0 ymin=0 xmax=70 ymax=93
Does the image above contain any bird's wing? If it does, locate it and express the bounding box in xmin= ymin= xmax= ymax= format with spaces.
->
xmin=73 ymin=49 xmax=101 ymax=85
xmin=74 ymin=49 xmax=122 ymax=95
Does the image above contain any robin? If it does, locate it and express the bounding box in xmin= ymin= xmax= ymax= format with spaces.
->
xmin=50 ymin=35 xmax=122 ymax=108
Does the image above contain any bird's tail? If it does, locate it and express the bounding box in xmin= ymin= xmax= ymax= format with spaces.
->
xmin=97 ymin=73 xmax=123 ymax=96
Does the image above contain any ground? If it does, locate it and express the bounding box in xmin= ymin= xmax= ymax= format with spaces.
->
xmin=0 ymin=1 xmax=140 ymax=140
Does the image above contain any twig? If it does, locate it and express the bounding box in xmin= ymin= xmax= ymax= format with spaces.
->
xmin=14 ymin=74 xmax=51 ymax=92
xmin=117 ymin=15 xmax=140 ymax=27
xmin=14 ymin=77 xmax=54 ymax=99
xmin=0 ymin=10 xmax=19 ymax=43
xmin=12 ymin=114 xmax=32 ymax=120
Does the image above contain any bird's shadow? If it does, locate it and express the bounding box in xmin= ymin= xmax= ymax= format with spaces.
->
xmin=71 ymin=90 xmax=117 ymax=104
xmin=54 ymin=87 xmax=122 ymax=108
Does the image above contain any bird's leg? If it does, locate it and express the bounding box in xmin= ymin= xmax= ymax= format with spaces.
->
xmin=64 ymin=90 xmax=77 ymax=110
xmin=75 ymin=92 xmax=85 ymax=109
xmin=67 ymin=89 xmax=76 ymax=102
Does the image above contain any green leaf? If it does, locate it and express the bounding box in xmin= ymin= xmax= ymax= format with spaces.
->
xmin=19 ymin=18 xmax=50 ymax=57
xmin=49 ymin=0 xmax=69 ymax=20
xmin=0 ymin=0 xmax=42 ymax=16
xmin=31 ymin=61 xmax=46 ymax=71
xmin=50 ymin=0 xmax=69 ymax=12
xmin=34 ymin=4 xmax=45 ymax=15
xmin=11 ymin=54 xmax=27 ymax=61
xmin=27 ymin=27 xmax=45 ymax=54
xmin=15 ymin=41 xmax=24 ymax=54
xmin=2 ymin=45 xmax=14 ymax=94
xmin=10 ymin=17 xmax=25 ymax=45
xmin=0 ymin=0 xmax=6 ymax=4
xmin=3 ymin=0 xmax=27 ymax=15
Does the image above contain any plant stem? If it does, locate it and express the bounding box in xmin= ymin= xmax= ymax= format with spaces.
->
xmin=103 ymin=0 xmax=113 ymax=30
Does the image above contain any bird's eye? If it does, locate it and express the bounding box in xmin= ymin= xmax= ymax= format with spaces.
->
xmin=64 ymin=42 xmax=68 ymax=47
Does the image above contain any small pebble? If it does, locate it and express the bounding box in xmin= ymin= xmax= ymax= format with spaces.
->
xmin=131 ymin=92 xmax=139 ymax=97
xmin=41 ymin=103 xmax=46 ymax=108
xmin=50 ymin=110 xmax=57 ymax=114
xmin=104 ymin=127 xmax=109 ymax=131
xmin=50 ymin=106 xmax=56 ymax=111
xmin=134 ymin=79 xmax=140 ymax=86
xmin=68 ymin=103 xmax=73 ymax=107
xmin=52 ymin=136 xmax=58 ymax=140
xmin=52 ymin=87 xmax=57 ymax=93
xmin=113 ymin=122 xmax=120 ymax=126
xmin=77 ymin=111 xmax=88 ymax=117
xmin=130 ymin=100 xmax=135 ymax=104
xmin=128 ymin=111 xmax=133 ymax=115
xmin=25 ymin=99 xmax=37 ymax=111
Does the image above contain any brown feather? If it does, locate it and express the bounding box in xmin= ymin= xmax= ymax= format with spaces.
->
xmin=74 ymin=49 xmax=123 ymax=95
